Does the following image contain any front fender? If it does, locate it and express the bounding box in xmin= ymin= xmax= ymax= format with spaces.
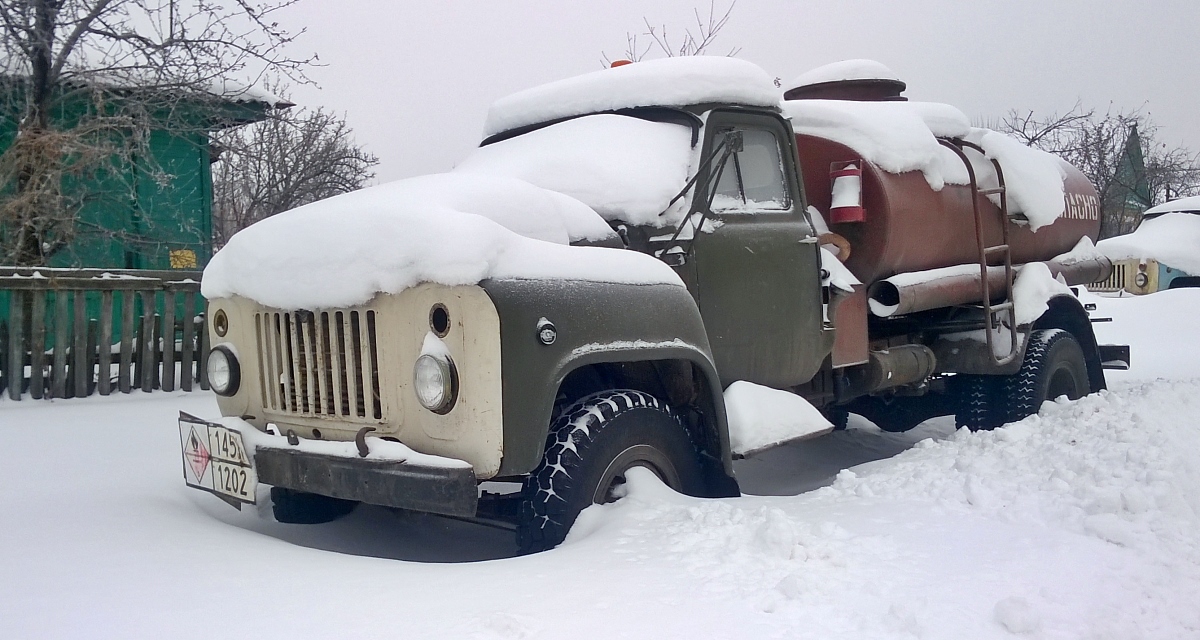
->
xmin=481 ymin=278 xmax=727 ymax=476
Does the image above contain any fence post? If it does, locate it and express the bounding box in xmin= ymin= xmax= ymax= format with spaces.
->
xmin=6 ymin=290 xmax=22 ymax=400
xmin=98 ymin=291 xmax=113 ymax=396
xmin=180 ymin=291 xmax=195 ymax=392
xmin=73 ymin=290 xmax=88 ymax=398
xmin=161 ymin=290 xmax=176 ymax=392
xmin=51 ymin=291 xmax=69 ymax=399
xmin=119 ymin=291 xmax=134 ymax=394
xmin=30 ymin=290 xmax=45 ymax=400
xmin=140 ymin=291 xmax=155 ymax=393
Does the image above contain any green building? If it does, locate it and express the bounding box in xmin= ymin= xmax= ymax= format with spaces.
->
xmin=0 ymin=78 xmax=279 ymax=270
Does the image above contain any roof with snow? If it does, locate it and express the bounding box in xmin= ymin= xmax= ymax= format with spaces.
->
xmin=481 ymin=56 xmax=781 ymax=139
xmin=1098 ymin=212 xmax=1200 ymax=275
xmin=1143 ymin=195 xmax=1200 ymax=218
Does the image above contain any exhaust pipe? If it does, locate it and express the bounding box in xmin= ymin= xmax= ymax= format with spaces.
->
xmin=868 ymin=256 xmax=1111 ymax=318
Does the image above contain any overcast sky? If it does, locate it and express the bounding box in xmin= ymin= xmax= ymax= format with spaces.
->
xmin=274 ymin=0 xmax=1199 ymax=184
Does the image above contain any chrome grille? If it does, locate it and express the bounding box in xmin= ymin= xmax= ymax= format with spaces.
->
xmin=1091 ymin=263 xmax=1127 ymax=292
xmin=255 ymin=310 xmax=382 ymax=420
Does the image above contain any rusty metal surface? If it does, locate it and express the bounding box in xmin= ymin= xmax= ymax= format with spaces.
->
xmin=796 ymin=134 xmax=1102 ymax=287
xmin=831 ymin=288 xmax=869 ymax=368
xmin=868 ymin=267 xmax=1009 ymax=318
xmin=867 ymin=255 xmax=1112 ymax=319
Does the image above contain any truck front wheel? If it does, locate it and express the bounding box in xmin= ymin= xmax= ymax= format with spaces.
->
xmin=517 ymin=390 xmax=704 ymax=554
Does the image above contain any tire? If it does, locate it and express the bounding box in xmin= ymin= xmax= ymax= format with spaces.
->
xmin=270 ymin=487 xmax=357 ymax=524
xmin=954 ymin=374 xmax=1006 ymax=431
xmin=999 ymin=329 xmax=1088 ymax=423
xmin=517 ymin=390 xmax=704 ymax=554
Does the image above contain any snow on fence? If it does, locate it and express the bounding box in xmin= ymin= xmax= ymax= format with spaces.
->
xmin=0 ymin=267 xmax=209 ymax=401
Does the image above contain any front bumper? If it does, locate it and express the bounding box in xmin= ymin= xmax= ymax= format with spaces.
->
xmin=255 ymin=447 xmax=478 ymax=518
xmin=180 ymin=413 xmax=479 ymax=518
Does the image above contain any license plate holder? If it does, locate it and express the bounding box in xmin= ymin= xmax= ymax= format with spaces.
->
xmin=178 ymin=412 xmax=257 ymax=507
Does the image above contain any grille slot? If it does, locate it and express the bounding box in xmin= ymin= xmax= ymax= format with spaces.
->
xmin=256 ymin=310 xmax=382 ymax=420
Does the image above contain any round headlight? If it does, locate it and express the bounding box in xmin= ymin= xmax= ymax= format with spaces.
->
xmin=414 ymin=353 xmax=456 ymax=413
xmin=208 ymin=345 xmax=240 ymax=396
xmin=1134 ymin=272 xmax=1149 ymax=288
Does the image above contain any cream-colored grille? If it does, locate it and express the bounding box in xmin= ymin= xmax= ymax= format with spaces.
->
xmin=255 ymin=310 xmax=382 ymax=420
xmin=1091 ymin=263 xmax=1127 ymax=292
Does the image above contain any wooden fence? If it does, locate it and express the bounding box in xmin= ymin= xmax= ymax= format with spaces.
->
xmin=0 ymin=267 xmax=209 ymax=401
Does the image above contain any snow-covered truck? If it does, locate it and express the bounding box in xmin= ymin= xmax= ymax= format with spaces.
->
xmin=179 ymin=57 xmax=1127 ymax=552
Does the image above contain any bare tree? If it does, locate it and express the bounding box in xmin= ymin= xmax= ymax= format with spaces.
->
xmin=997 ymin=104 xmax=1200 ymax=238
xmin=0 ymin=0 xmax=312 ymax=265
xmin=211 ymin=100 xmax=377 ymax=247
xmin=604 ymin=1 xmax=740 ymax=66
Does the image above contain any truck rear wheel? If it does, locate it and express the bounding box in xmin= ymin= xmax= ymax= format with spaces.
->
xmin=517 ymin=390 xmax=704 ymax=554
xmin=1000 ymin=329 xmax=1088 ymax=423
xmin=954 ymin=375 xmax=1006 ymax=431
xmin=955 ymin=329 xmax=1088 ymax=431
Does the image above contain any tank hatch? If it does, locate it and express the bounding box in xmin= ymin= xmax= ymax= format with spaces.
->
xmin=784 ymin=59 xmax=907 ymax=102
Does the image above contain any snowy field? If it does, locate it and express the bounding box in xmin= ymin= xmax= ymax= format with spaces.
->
xmin=2 ymin=289 xmax=1199 ymax=639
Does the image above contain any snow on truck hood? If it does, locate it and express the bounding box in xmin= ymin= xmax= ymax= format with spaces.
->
xmin=482 ymin=56 xmax=781 ymax=139
xmin=202 ymin=173 xmax=683 ymax=310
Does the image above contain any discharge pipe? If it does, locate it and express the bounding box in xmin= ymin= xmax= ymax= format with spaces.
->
xmin=867 ymin=255 xmax=1111 ymax=318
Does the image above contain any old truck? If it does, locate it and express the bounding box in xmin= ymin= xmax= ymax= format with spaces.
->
xmin=179 ymin=57 xmax=1125 ymax=553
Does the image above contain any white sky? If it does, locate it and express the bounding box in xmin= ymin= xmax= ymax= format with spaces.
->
xmin=276 ymin=0 xmax=1199 ymax=184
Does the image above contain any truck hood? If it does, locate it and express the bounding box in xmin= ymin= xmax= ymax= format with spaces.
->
xmin=202 ymin=172 xmax=683 ymax=310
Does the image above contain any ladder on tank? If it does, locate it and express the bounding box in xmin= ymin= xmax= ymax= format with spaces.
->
xmin=938 ymin=138 xmax=1020 ymax=366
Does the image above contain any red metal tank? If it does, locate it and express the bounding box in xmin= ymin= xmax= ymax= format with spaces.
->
xmin=796 ymin=133 xmax=1101 ymax=286
xmin=786 ymin=66 xmax=1101 ymax=285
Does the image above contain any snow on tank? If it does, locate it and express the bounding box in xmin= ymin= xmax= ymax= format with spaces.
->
xmin=783 ymin=59 xmax=1073 ymax=231
xmin=202 ymin=173 xmax=683 ymax=310
xmin=481 ymin=56 xmax=781 ymax=139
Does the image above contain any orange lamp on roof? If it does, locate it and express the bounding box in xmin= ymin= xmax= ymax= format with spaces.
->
xmin=610 ymin=59 xmax=634 ymax=68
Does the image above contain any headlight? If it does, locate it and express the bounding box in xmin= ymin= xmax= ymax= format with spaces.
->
xmin=1134 ymin=272 xmax=1149 ymax=288
xmin=414 ymin=353 xmax=457 ymax=413
xmin=208 ymin=345 xmax=240 ymax=396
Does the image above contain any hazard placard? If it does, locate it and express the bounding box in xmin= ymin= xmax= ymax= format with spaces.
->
xmin=178 ymin=413 xmax=257 ymax=506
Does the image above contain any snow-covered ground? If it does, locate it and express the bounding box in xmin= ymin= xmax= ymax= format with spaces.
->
xmin=2 ymin=289 xmax=1198 ymax=639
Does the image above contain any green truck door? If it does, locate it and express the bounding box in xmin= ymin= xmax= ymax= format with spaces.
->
xmin=691 ymin=112 xmax=827 ymax=389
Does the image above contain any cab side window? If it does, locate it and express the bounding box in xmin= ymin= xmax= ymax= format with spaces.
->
xmin=710 ymin=128 xmax=790 ymax=212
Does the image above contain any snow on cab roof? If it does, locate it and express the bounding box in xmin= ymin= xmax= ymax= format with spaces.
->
xmin=1143 ymin=195 xmax=1200 ymax=217
xmin=786 ymin=59 xmax=900 ymax=91
xmin=482 ymin=56 xmax=780 ymax=139
xmin=202 ymin=173 xmax=682 ymax=310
